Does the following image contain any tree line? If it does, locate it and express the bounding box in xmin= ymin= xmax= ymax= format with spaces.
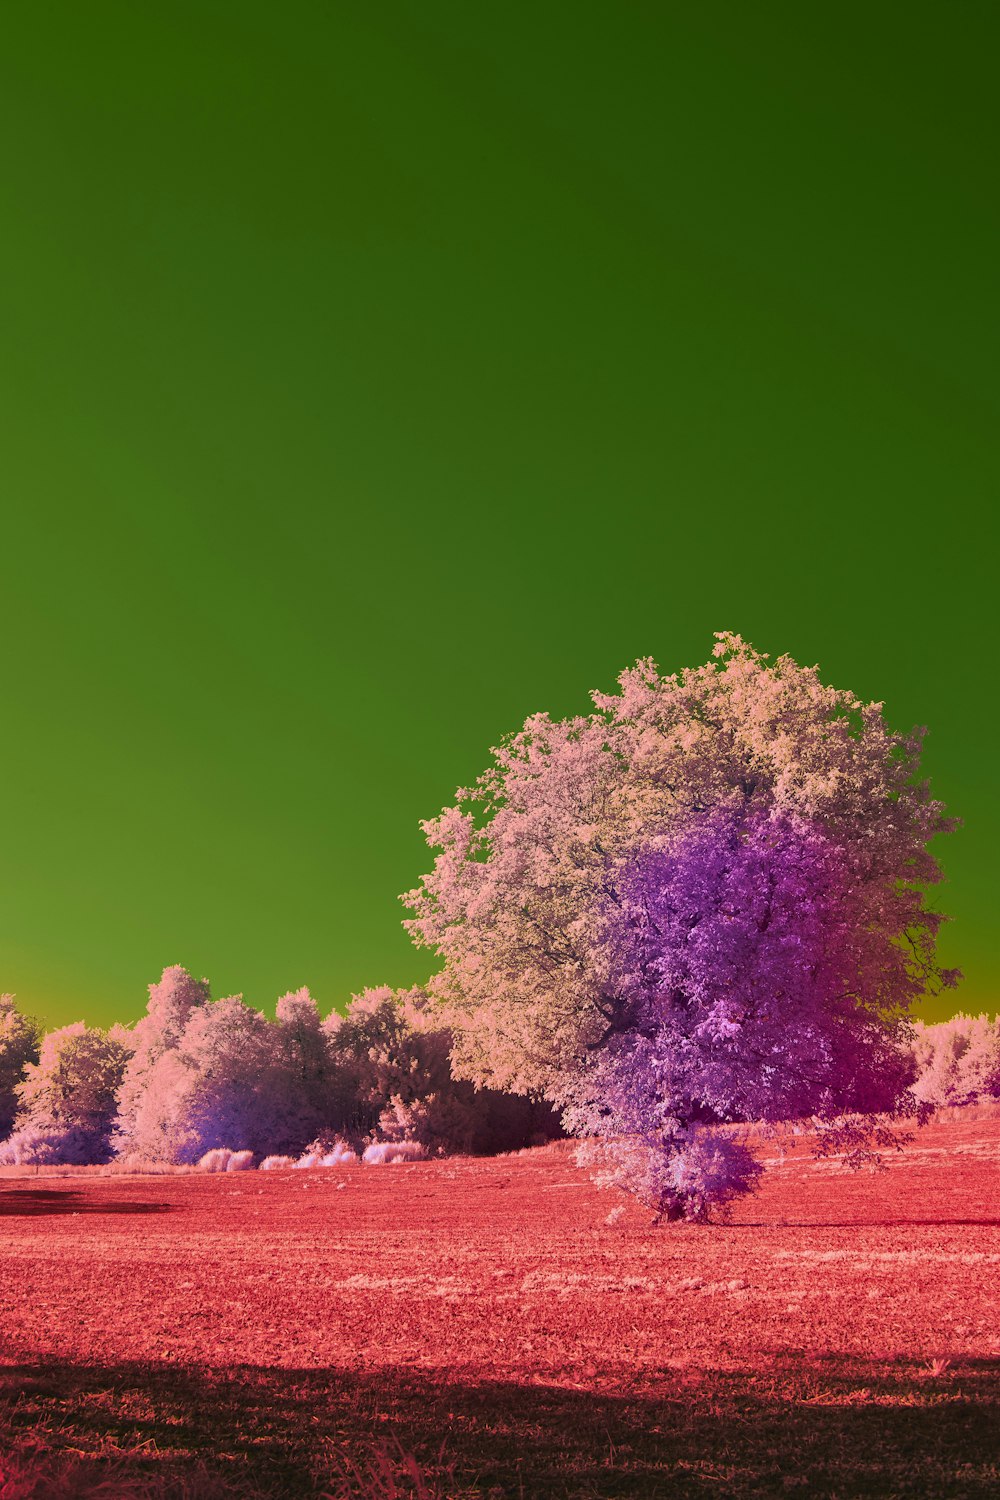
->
xmin=0 ymin=635 xmax=979 ymax=1218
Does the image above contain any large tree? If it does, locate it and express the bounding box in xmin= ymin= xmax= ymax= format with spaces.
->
xmin=403 ymin=634 xmax=959 ymax=1218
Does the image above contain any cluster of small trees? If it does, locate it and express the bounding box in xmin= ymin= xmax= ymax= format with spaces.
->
xmin=0 ymin=970 xmax=559 ymax=1168
xmin=0 ymin=636 xmax=973 ymax=1219
xmin=907 ymin=1014 xmax=1000 ymax=1108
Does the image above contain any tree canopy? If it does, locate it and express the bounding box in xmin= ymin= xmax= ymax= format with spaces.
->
xmin=403 ymin=633 xmax=959 ymax=1218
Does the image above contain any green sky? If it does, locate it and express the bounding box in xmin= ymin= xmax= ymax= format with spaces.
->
xmin=1 ymin=3 xmax=994 ymax=1031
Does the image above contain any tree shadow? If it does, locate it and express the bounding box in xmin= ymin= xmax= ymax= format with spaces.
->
xmin=0 ymin=1188 xmax=173 ymax=1217
xmin=1 ymin=1351 xmax=999 ymax=1497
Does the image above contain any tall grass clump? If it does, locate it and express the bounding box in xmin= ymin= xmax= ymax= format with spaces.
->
xmin=362 ymin=1140 xmax=428 ymax=1164
xmin=197 ymin=1147 xmax=235 ymax=1173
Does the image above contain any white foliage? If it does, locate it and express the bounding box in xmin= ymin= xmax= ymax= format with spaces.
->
xmin=321 ymin=1144 xmax=358 ymax=1165
xmin=197 ymin=1148 xmax=233 ymax=1172
xmin=909 ymin=1014 xmax=1000 ymax=1108
xmin=362 ymin=1139 xmax=428 ymax=1164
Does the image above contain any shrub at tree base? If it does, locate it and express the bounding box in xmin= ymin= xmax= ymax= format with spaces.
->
xmin=576 ymin=1126 xmax=764 ymax=1223
xmin=321 ymin=1144 xmax=359 ymax=1165
xmin=193 ymin=1149 xmax=260 ymax=1171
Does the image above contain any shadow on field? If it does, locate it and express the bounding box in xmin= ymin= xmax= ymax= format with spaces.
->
xmin=0 ymin=1188 xmax=173 ymax=1217
xmin=2 ymin=1351 xmax=1000 ymax=1498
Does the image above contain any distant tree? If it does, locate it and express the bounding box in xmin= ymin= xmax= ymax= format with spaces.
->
xmin=324 ymin=985 xmax=474 ymax=1150
xmin=272 ymin=986 xmax=353 ymax=1147
xmin=117 ymin=975 xmax=351 ymax=1164
xmin=909 ymin=1013 xmax=1000 ymax=1108
xmin=403 ymin=634 xmax=959 ymax=1219
xmin=122 ymin=993 xmax=287 ymax=1164
xmin=113 ymin=964 xmax=211 ymax=1157
xmin=324 ymin=986 xmax=561 ymax=1155
xmin=0 ymin=994 xmax=42 ymax=1139
xmin=15 ymin=1022 xmax=130 ymax=1163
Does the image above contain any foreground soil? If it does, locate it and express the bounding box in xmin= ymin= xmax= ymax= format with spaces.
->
xmin=1 ymin=1116 xmax=999 ymax=1497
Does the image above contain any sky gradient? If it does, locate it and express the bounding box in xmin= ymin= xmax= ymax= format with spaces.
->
xmin=1 ymin=3 xmax=995 ymax=1030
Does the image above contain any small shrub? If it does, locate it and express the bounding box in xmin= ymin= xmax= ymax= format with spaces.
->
xmin=259 ymin=1155 xmax=295 ymax=1171
xmin=577 ymin=1126 xmax=763 ymax=1223
xmin=226 ymin=1149 xmax=254 ymax=1171
xmin=292 ymin=1152 xmax=322 ymax=1169
xmin=0 ymin=1123 xmax=96 ymax=1167
xmin=362 ymin=1140 xmax=428 ymax=1164
xmin=321 ymin=1145 xmax=359 ymax=1165
xmin=197 ymin=1148 xmax=233 ymax=1173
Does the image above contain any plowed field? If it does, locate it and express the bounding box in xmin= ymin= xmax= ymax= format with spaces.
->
xmin=2 ymin=1115 xmax=999 ymax=1497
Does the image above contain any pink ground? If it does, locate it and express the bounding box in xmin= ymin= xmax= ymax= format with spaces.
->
xmin=1 ymin=1114 xmax=998 ymax=1496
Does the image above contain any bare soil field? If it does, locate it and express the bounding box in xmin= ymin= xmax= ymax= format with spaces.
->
xmin=2 ymin=1115 xmax=999 ymax=1497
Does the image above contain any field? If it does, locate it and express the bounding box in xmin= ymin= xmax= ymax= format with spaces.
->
xmin=2 ymin=1115 xmax=999 ymax=1498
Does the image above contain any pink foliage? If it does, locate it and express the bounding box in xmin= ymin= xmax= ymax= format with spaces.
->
xmin=113 ymin=975 xmax=348 ymax=1164
xmin=403 ymin=634 xmax=959 ymax=1218
xmin=0 ymin=1121 xmax=97 ymax=1166
xmin=909 ymin=1013 xmax=1000 ymax=1107
xmin=113 ymin=965 xmax=211 ymax=1159
xmin=13 ymin=1022 xmax=129 ymax=1163
xmin=362 ymin=1140 xmax=428 ymax=1164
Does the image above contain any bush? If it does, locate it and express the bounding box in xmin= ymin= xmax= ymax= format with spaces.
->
xmin=197 ymin=1147 xmax=234 ymax=1172
xmin=292 ymin=1152 xmax=322 ymax=1169
xmin=362 ymin=1140 xmax=428 ymax=1164
xmin=259 ymin=1155 xmax=295 ymax=1171
xmin=226 ymin=1149 xmax=254 ymax=1171
xmin=576 ymin=1125 xmax=763 ymax=1223
xmin=321 ymin=1143 xmax=359 ymax=1165
xmin=0 ymin=1123 xmax=96 ymax=1166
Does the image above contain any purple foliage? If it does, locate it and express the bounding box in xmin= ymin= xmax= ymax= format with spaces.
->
xmin=565 ymin=809 xmax=920 ymax=1219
